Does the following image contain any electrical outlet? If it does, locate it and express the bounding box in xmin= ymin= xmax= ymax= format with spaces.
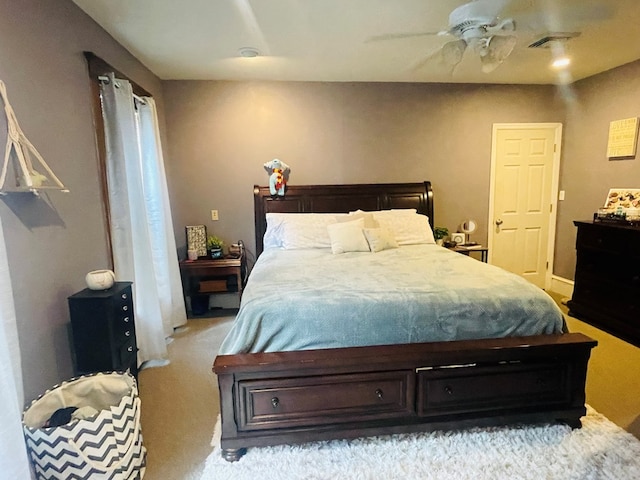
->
xmin=211 ymin=209 xmax=219 ymax=221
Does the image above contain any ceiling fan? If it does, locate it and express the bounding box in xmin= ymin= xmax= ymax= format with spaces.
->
xmin=369 ymin=0 xmax=518 ymax=74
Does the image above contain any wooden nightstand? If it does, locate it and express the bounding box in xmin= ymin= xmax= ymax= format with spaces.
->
xmin=179 ymin=252 xmax=246 ymax=315
xmin=449 ymin=245 xmax=488 ymax=262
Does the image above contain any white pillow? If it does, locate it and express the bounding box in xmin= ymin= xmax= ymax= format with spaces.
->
xmin=327 ymin=218 xmax=370 ymax=254
xmin=350 ymin=208 xmax=417 ymax=218
xmin=370 ymin=209 xmax=417 ymax=217
xmin=263 ymin=214 xmax=284 ymax=249
xmin=264 ymin=213 xmax=345 ymax=249
xmin=374 ymin=213 xmax=436 ymax=245
xmin=363 ymin=228 xmax=399 ymax=252
xmin=282 ymin=214 xmax=345 ymax=249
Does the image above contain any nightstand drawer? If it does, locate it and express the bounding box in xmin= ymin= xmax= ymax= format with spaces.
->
xmin=237 ymin=371 xmax=414 ymax=431
xmin=417 ymin=362 xmax=569 ymax=416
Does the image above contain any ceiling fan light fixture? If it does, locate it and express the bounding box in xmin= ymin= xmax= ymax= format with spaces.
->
xmin=479 ymin=35 xmax=517 ymax=73
xmin=442 ymin=39 xmax=467 ymax=66
xmin=238 ymin=47 xmax=260 ymax=58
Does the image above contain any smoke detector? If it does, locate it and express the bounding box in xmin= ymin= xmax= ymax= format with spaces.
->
xmin=238 ymin=47 xmax=260 ymax=58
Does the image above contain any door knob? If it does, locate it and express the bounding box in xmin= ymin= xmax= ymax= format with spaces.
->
xmin=495 ymin=219 xmax=503 ymax=226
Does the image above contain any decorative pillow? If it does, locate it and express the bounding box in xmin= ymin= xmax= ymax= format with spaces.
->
xmin=327 ymin=218 xmax=370 ymax=254
xmin=264 ymin=213 xmax=345 ymax=249
xmin=363 ymin=228 xmax=399 ymax=252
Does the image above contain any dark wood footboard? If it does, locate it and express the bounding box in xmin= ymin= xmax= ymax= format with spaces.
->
xmin=213 ymin=332 xmax=596 ymax=461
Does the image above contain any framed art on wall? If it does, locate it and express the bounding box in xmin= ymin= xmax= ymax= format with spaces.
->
xmin=604 ymin=189 xmax=640 ymax=210
xmin=186 ymin=225 xmax=207 ymax=258
xmin=606 ymin=117 xmax=639 ymax=159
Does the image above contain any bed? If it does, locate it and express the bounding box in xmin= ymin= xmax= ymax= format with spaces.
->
xmin=213 ymin=181 xmax=596 ymax=462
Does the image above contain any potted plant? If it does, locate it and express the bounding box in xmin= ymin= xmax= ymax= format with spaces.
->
xmin=207 ymin=235 xmax=224 ymax=259
xmin=433 ymin=226 xmax=449 ymax=246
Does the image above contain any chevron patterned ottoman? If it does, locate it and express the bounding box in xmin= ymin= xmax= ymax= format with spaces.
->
xmin=22 ymin=371 xmax=146 ymax=480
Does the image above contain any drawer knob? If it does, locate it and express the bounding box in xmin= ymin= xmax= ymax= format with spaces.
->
xmin=124 ymin=316 xmax=130 ymax=323
xmin=127 ymin=346 xmax=133 ymax=352
xmin=444 ymin=385 xmax=453 ymax=395
xmin=125 ymin=331 xmax=131 ymax=337
xmin=122 ymin=293 xmax=128 ymax=299
xmin=122 ymin=305 xmax=128 ymax=311
xmin=271 ymin=397 xmax=279 ymax=408
xmin=375 ymin=388 xmax=384 ymax=399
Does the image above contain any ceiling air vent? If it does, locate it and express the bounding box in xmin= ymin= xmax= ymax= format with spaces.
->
xmin=528 ymin=32 xmax=580 ymax=48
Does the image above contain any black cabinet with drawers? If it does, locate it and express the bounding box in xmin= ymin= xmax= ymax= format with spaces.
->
xmin=68 ymin=282 xmax=138 ymax=378
xmin=568 ymin=221 xmax=640 ymax=347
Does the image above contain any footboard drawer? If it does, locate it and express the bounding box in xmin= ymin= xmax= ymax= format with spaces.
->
xmin=237 ymin=370 xmax=414 ymax=431
xmin=417 ymin=362 xmax=570 ymax=416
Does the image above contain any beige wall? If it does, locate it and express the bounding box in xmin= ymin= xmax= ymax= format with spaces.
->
xmin=555 ymin=60 xmax=640 ymax=279
xmin=0 ymin=0 xmax=165 ymax=402
xmin=163 ymin=80 xmax=564 ymax=262
xmin=164 ymin=62 xmax=640 ymax=280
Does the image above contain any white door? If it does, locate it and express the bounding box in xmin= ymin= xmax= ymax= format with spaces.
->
xmin=488 ymin=123 xmax=562 ymax=289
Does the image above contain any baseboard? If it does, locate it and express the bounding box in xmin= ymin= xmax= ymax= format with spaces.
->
xmin=550 ymin=275 xmax=574 ymax=300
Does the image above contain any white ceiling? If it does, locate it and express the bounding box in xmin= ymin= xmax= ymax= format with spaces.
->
xmin=72 ymin=0 xmax=640 ymax=84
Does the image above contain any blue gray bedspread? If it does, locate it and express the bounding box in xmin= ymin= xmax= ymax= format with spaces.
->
xmin=218 ymin=245 xmax=565 ymax=355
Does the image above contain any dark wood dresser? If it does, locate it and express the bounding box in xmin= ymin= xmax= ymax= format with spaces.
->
xmin=68 ymin=282 xmax=138 ymax=378
xmin=568 ymin=221 xmax=640 ymax=347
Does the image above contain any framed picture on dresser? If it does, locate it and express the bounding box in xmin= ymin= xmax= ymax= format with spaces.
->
xmin=185 ymin=225 xmax=207 ymax=257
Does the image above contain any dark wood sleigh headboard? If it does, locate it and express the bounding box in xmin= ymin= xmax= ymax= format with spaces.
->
xmin=253 ymin=182 xmax=434 ymax=256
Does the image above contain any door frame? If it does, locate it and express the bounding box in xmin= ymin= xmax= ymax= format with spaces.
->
xmin=487 ymin=123 xmax=563 ymax=290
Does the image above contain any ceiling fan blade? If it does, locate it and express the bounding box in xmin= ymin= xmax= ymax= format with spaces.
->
xmin=409 ymin=50 xmax=441 ymax=72
xmin=479 ymin=35 xmax=517 ymax=73
xmin=366 ymin=30 xmax=447 ymax=43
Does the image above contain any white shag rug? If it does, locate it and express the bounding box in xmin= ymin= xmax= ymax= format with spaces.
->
xmin=200 ymin=407 xmax=640 ymax=480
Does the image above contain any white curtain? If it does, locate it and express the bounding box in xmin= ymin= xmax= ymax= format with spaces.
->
xmin=0 ymin=217 xmax=32 ymax=478
xmin=100 ymin=73 xmax=186 ymax=365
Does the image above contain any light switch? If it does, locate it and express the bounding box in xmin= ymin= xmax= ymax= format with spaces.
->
xmin=211 ymin=209 xmax=219 ymax=221
xmin=559 ymin=190 xmax=565 ymax=201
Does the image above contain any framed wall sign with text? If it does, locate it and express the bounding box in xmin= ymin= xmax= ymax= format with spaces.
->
xmin=607 ymin=117 xmax=639 ymax=159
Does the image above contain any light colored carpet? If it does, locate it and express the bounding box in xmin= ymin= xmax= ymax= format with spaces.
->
xmin=200 ymin=406 xmax=640 ymax=480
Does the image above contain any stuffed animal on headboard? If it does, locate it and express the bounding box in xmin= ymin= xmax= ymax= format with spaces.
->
xmin=263 ymin=158 xmax=291 ymax=196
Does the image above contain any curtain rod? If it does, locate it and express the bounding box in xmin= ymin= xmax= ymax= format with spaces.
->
xmin=98 ymin=75 xmax=148 ymax=104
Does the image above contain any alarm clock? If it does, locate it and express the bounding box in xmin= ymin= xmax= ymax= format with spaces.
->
xmin=450 ymin=232 xmax=467 ymax=245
